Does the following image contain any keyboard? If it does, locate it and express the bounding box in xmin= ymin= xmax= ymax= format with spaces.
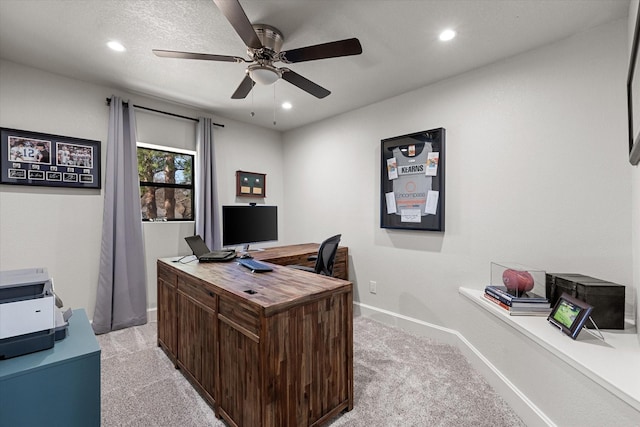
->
xmin=238 ymin=258 xmax=273 ymax=273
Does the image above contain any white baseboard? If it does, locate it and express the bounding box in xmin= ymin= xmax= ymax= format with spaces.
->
xmin=354 ymin=302 xmax=555 ymax=427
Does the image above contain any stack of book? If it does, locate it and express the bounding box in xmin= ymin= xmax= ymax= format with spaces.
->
xmin=484 ymin=285 xmax=551 ymax=316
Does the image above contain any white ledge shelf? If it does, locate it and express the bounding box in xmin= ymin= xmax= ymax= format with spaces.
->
xmin=459 ymin=287 xmax=640 ymax=412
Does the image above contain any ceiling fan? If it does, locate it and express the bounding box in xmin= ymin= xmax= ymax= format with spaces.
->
xmin=152 ymin=0 xmax=363 ymax=99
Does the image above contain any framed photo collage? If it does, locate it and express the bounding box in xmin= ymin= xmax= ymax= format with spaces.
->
xmin=0 ymin=127 xmax=101 ymax=189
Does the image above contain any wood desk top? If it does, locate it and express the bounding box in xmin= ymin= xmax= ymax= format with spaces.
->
xmin=252 ymin=243 xmax=324 ymax=261
xmin=159 ymin=257 xmax=351 ymax=317
xmin=253 ymin=243 xmax=349 ymax=280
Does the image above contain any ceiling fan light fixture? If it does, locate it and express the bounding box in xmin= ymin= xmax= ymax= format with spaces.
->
xmin=248 ymin=64 xmax=280 ymax=85
xmin=107 ymin=40 xmax=126 ymax=52
xmin=439 ymin=29 xmax=456 ymax=42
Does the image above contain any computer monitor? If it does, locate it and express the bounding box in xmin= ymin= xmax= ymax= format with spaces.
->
xmin=222 ymin=205 xmax=278 ymax=252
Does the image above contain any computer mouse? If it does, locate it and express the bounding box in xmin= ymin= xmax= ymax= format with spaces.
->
xmin=240 ymin=253 xmax=253 ymax=259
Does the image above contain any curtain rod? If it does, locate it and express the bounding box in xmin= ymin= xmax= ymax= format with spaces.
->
xmin=105 ymin=98 xmax=224 ymax=128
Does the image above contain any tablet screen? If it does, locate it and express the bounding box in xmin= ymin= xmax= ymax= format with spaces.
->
xmin=547 ymin=293 xmax=593 ymax=339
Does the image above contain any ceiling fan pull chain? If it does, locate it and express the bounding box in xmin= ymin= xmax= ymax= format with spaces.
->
xmin=250 ymin=80 xmax=255 ymax=117
xmin=273 ymin=84 xmax=277 ymax=126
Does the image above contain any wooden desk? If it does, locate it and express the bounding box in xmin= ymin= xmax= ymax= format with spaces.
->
xmin=0 ymin=309 xmax=101 ymax=427
xmin=157 ymin=248 xmax=353 ymax=427
xmin=252 ymin=243 xmax=349 ymax=280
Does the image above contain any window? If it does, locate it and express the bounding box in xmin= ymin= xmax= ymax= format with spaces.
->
xmin=137 ymin=143 xmax=195 ymax=221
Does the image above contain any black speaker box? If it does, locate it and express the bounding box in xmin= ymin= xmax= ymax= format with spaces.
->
xmin=545 ymin=273 xmax=625 ymax=329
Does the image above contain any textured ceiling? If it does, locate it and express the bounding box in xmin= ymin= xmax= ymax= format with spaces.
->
xmin=0 ymin=0 xmax=629 ymax=131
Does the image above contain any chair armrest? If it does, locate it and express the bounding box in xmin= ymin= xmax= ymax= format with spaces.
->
xmin=307 ymin=255 xmax=318 ymax=262
xmin=290 ymin=265 xmax=315 ymax=273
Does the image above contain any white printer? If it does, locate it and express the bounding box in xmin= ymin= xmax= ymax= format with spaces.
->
xmin=0 ymin=267 xmax=58 ymax=359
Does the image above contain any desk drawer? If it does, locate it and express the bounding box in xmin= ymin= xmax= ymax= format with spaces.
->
xmin=178 ymin=276 xmax=217 ymax=311
xmin=157 ymin=263 xmax=177 ymax=287
xmin=219 ymin=297 xmax=260 ymax=336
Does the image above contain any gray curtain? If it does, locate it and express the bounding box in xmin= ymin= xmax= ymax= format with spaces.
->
xmin=195 ymin=117 xmax=221 ymax=250
xmin=93 ymin=96 xmax=147 ymax=334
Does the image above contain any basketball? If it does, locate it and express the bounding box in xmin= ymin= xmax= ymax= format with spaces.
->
xmin=502 ymin=269 xmax=534 ymax=293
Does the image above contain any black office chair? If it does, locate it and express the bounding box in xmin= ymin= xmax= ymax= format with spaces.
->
xmin=290 ymin=234 xmax=342 ymax=276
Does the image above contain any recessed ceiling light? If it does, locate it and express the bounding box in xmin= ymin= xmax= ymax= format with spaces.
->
xmin=439 ymin=29 xmax=456 ymax=42
xmin=281 ymin=102 xmax=292 ymax=110
xmin=107 ymin=41 xmax=126 ymax=52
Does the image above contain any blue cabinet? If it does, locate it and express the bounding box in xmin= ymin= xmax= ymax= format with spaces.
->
xmin=0 ymin=308 xmax=100 ymax=427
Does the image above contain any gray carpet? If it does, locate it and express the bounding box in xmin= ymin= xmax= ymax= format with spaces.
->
xmin=97 ymin=316 xmax=526 ymax=427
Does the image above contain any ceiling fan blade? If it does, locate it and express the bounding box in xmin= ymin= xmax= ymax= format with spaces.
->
xmin=213 ymin=0 xmax=262 ymax=50
xmin=231 ymin=74 xmax=254 ymax=99
xmin=153 ymin=49 xmax=247 ymax=63
xmin=281 ymin=69 xmax=330 ymax=99
xmin=280 ymin=38 xmax=362 ymax=64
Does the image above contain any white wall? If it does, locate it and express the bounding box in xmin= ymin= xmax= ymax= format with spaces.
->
xmin=283 ymin=18 xmax=636 ymax=426
xmin=0 ymin=59 xmax=283 ymax=318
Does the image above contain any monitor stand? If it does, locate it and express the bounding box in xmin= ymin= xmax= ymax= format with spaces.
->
xmin=242 ymin=244 xmax=264 ymax=253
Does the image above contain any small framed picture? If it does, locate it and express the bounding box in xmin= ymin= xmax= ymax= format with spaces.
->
xmin=1 ymin=127 xmax=101 ymax=189
xmin=236 ymin=170 xmax=266 ymax=198
xmin=547 ymin=293 xmax=593 ymax=339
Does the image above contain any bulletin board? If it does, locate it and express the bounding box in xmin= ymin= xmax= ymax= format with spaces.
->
xmin=380 ymin=128 xmax=445 ymax=231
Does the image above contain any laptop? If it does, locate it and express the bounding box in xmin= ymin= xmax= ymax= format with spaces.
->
xmin=184 ymin=235 xmax=236 ymax=262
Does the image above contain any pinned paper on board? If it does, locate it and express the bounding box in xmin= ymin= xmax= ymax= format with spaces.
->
xmin=401 ymin=209 xmax=421 ymax=223
xmin=387 ymin=157 xmax=398 ymax=180
xmin=426 ymin=152 xmax=439 ymax=176
xmin=385 ymin=191 xmax=397 ymax=214
xmin=425 ymin=190 xmax=439 ymax=215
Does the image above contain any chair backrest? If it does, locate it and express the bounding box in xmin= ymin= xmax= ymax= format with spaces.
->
xmin=314 ymin=234 xmax=342 ymax=276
